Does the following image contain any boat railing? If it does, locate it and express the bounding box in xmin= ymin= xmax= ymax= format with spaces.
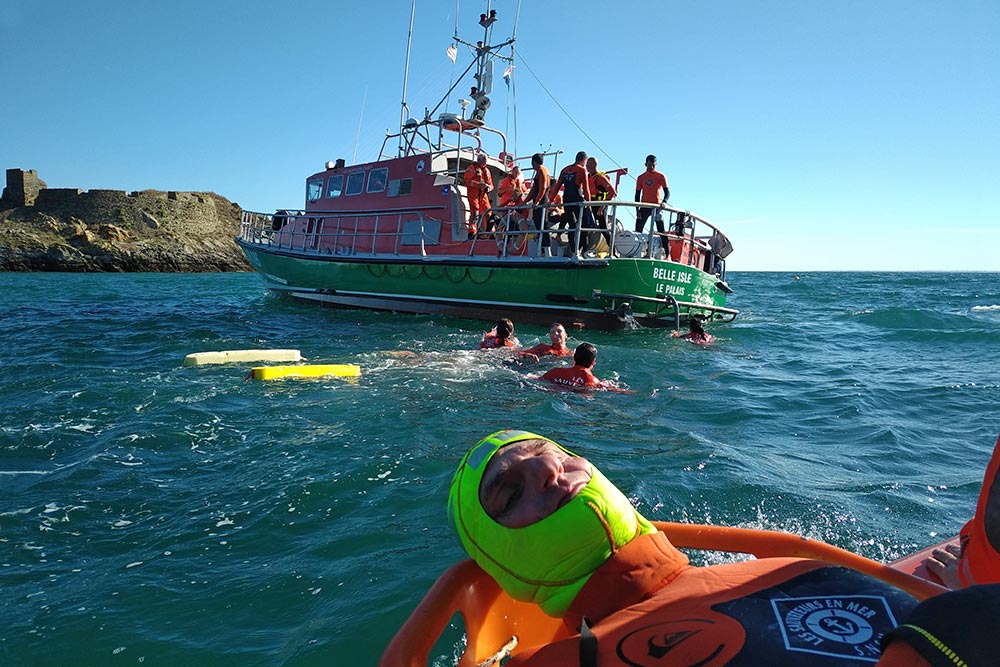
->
xmin=485 ymin=200 xmax=730 ymax=278
xmin=238 ymin=207 xmax=447 ymax=258
xmin=239 ymin=200 xmax=730 ymax=280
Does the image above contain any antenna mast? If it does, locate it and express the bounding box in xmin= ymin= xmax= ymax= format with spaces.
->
xmin=398 ymin=0 xmax=417 ymax=155
xmin=353 ymin=85 xmax=368 ymax=164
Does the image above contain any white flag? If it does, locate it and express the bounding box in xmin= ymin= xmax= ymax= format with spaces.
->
xmin=502 ymin=65 xmax=514 ymax=86
xmin=446 ymin=43 xmax=457 ymax=64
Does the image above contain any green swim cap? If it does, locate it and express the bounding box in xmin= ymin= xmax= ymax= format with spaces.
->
xmin=447 ymin=429 xmax=656 ymax=617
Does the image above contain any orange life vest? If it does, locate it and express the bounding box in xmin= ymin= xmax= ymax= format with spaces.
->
xmin=541 ymin=365 xmax=600 ymax=388
xmin=959 ymin=435 xmax=1000 ymax=585
xmin=508 ymin=532 xmax=919 ymax=666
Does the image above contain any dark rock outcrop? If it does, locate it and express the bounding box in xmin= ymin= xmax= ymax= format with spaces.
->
xmin=0 ymin=169 xmax=253 ymax=272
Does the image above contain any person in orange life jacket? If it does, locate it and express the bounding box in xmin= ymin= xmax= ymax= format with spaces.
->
xmin=671 ymin=316 xmax=714 ymax=344
xmin=497 ymin=164 xmax=531 ymax=247
xmin=480 ymin=317 xmax=520 ymax=350
xmin=525 ymin=153 xmax=552 ymax=252
xmin=585 ymin=157 xmax=616 ymax=251
xmin=498 ymin=164 xmax=530 ymax=210
xmin=552 ymin=151 xmax=599 ymax=253
xmin=922 ymin=434 xmax=1000 ymax=590
xmin=448 ymin=430 xmax=997 ymax=667
xmin=540 ymin=343 xmax=628 ymax=392
xmin=519 ymin=322 xmax=573 ymax=363
xmin=634 ymin=153 xmax=669 ymax=234
xmin=464 ymin=153 xmax=494 ymax=237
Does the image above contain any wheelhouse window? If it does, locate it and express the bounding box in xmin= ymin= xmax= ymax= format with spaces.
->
xmin=326 ymin=174 xmax=344 ymax=198
xmin=387 ymin=178 xmax=413 ymax=198
xmin=345 ymin=171 xmax=365 ymax=196
xmin=367 ymin=168 xmax=388 ymax=193
xmin=307 ymin=178 xmax=323 ymax=203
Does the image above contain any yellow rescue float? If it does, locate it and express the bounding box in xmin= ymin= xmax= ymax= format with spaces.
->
xmin=247 ymin=364 xmax=361 ymax=381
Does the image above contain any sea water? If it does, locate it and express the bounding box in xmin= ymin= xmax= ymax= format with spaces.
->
xmin=2 ymin=271 xmax=999 ymax=666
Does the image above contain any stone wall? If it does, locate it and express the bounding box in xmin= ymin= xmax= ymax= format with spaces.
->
xmin=1 ymin=168 xmax=48 ymax=207
xmin=32 ymin=187 xmax=226 ymax=236
xmin=0 ymin=169 xmax=252 ymax=272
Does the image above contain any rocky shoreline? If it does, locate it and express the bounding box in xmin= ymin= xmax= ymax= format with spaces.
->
xmin=0 ymin=169 xmax=252 ymax=272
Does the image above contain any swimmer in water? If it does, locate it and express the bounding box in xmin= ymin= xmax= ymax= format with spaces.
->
xmin=671 ymin=316 xmax=713 ymax=344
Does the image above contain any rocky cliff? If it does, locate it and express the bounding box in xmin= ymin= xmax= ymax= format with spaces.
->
xmin=0 ymin=169 xmax=252 ymax=272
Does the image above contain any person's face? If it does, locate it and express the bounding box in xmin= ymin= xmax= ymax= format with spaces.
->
xmin=479 ymin=439 xmax=592 ymax=528
xmin=645 ymin=158 xmax=656 ymax=170
xmin=477 ymin=155 xmax=487 ymax=166
xmin=586 ymin=158 xmax=597 ymax=174
xmin=549 ymin=324 xmax=567 ymax=345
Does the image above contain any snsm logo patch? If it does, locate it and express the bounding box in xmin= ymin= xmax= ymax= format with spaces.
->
xmin=771 ymin=595 xmax=899 ymax=662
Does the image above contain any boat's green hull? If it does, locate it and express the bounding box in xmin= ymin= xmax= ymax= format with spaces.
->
xmin=238 ymin=241 xmax=733 ymax=329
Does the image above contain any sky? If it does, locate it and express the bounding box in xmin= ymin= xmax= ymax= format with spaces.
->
xmin=3 ymin=0 xmax=998 ymax=271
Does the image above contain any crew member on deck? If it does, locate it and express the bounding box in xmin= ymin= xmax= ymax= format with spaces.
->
xmin=634 ymin=154 xmax=669 ymax=235
xmin=464 ymin=153 xmax=494 ymax=237
xmin=586 ymin=156 xmax=616 ymax=251
xmin=498 ymin=165 xmax=529 ymax=211
xmin=551 ymin=151 xmax=597 ymax=255
xmin=526 ymin=153 xmax=551 ymax=254
xmin=497 ymin=164 xmax=531 ymax=246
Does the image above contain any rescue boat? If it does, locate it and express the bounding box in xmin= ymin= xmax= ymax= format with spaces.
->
xmin=235 ymin=5 xmax=737 ymax=330
xmin=380 ymin=522 xmax=952 ymax=667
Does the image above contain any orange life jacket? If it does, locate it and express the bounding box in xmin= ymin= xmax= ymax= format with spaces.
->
xmin=481 ymin=334 xmax=515 ymax=350
xmin=508 ymin=531 xmax=919 ymax=666
xmin=959 ymin=435 xmax=1000 ymax=585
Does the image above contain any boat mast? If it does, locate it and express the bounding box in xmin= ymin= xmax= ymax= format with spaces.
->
xmin=398 ymin=0 xmax=417 ymax=156
xmin=469 ymin=2 xmax=497 ymax=125
xmin=425 ymin=3 xmax=514 ymax=125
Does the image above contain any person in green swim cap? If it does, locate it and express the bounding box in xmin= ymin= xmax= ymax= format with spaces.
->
xmin=444 ymin=430 xmax=992 ymax=666
xmin=447 ymin=429 xmax=665 ymax=618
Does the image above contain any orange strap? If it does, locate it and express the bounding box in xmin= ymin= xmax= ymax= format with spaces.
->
xmin=653 ymin=521 xmax=947 ymax=600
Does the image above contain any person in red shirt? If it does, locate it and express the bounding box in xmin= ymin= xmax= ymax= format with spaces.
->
xmin=480 ymin=317 xmax=520 ymax=350
xmin=540 ymin=342 xmax=627 ymax=391
xmin=634 ymin=154 xmax=669 ymax=234
xmin=671 ymin=316 xmax=714 ymax=344
xmin=519 ymin=323 xmax=573 ymax=363
xmin=463 ymin=153 xmax=494 ymax=237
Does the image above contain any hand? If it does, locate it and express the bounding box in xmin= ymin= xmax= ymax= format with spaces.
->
xmin=659 ymin=202 xmax=667 ymax=209
xmin=923 ymin=543 xmax=969 ymax=590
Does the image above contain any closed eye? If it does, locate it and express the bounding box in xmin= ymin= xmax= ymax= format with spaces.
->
xmin=498 ymin=485 xmax=522 ymax=517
